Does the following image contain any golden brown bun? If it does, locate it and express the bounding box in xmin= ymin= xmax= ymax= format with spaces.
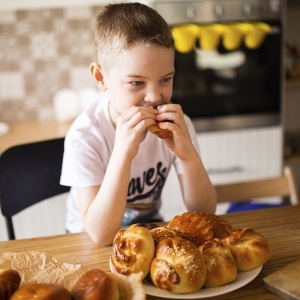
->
xmin=10 ymin=283 xmax=71 ymax=300
xmin=0 ymin=269 xmax=21 ymax=299
xmin=221 ymin=228 xmax=271 ymax=271
xmin=199 ymin=240 xmax=237 ymax=287
xmin=150 ymin=226 xmax=181 ymax=245
xmin=148 ymin=123 xmax=172 ymax=139
xmin=111 ymin=224 xmax=155 ymax=279
xmin=168 ymin=211 xmax=233 ymax=247
xmin=150 ymin=237 xmax=207 ymax=294
xmin=71 ymin=268 xmax=118 ymax=300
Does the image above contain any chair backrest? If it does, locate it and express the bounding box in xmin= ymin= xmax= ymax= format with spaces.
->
xmin=0 ymin=138 xmax=70 ymax=240
xmin=214 ymin=166 xmax=299 ymax=205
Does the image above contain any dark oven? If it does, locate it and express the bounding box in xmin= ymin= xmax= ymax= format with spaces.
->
xmin=151 ymin=0 xmax=285 ymax=132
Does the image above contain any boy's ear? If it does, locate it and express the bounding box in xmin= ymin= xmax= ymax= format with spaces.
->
xmin=90 ymin=62 xmax=107 ymax=91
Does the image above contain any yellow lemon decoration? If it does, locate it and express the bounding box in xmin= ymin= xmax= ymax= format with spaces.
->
xmin=223 ymin=24 xmax=243 ymax=50
xmin=199 ymin=24 xmax=224 ymax=50
xmin=172 ymin=22 xmax=271 ymax=53
xmin=172 ymin=24 xmax=200 ymax=53
xmin=238 ymin=22 xmax=271 ymax=49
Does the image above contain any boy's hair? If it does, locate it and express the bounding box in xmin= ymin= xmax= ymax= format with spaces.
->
xmin=94 ymin=2 xmax=174 ymax=67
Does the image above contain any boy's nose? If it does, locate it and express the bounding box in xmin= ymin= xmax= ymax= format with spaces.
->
xmin=144 ymin=86 xmax=161 ymax=104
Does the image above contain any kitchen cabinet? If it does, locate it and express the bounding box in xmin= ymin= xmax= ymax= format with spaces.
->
xmin=161 ymin=125 xmax=283 ymax=220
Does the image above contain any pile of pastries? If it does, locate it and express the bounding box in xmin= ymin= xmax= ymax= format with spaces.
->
xmin=110 ymin=211 xmax=272 ymax=294
xmin=0 ymin=267 xmax=145 ymax=300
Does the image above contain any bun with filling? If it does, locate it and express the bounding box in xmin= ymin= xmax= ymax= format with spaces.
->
xmin=168 ymin=211 xmax=233 ymax=247
xmin=221 ymin=228 xmax=271 ymax=271
xmin=148 ymin=123 xmax=172 ymax=139
xmin=199 ymin=240 xmax=237 ymax=287
xmin=10 ymin=283 xmax=71 ymax=300
xmin=0 ymin=269 xmax=21 ymax=299
xmin=111 ymin=224 xmax=155 ymax=279
xmin=150 ymin=237 xmax=207 ymax=294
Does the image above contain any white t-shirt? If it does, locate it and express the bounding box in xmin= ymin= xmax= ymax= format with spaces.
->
xmin=60 ymin=97 xmax=199 ymax=233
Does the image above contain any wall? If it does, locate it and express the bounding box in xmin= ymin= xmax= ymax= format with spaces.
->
xmin=0 ymin=5 xmax=104 ymax=122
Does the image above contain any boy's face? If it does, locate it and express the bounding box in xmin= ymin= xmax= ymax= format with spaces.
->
xmin=92 ymin=44 xmax=175 ymax=124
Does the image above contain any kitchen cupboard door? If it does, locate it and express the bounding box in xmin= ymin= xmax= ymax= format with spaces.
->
xmin=198 ymin=125 xmax=283 ymax=184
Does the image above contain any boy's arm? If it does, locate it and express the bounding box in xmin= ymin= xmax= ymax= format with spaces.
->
xmin=178 ymin=150 xmax=217 ymax=214
xmin=76 ymin=149 xmax=131 ymax=246
xmin=76 ymin=106 xmax=158 ymax=246
xmin=157 ymin=104 xmax=217 ymax=213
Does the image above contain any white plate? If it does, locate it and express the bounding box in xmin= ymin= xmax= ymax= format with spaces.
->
xmin=109 ymin=258 xmax=262 ymax=299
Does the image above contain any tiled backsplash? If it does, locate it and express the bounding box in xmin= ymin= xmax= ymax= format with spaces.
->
xmin=0 ymin=5 xmax=104 ymax=122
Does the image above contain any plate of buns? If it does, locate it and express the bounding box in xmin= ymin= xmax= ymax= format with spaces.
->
xmin=141 ymin=265 xmax=262 ymax=299
xmin=1 ymin=267 xmax=146 ymax=300
xmin=110 ymin=211 xmax=271 ymax=298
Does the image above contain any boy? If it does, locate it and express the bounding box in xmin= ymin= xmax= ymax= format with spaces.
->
xmin=60 ymin=2 xmax=216 ymax=245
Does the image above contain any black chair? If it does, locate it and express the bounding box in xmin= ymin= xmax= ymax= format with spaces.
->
xmin=0 ymin=138 xmax=70 ymax=240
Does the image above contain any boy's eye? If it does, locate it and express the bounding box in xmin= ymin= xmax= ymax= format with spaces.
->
xmin=160 ymin=76 xmax=173 ymax=83
xmin=130 ymin=81 xmax=144 ymax=86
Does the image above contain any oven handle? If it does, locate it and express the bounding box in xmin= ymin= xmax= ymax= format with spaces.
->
xmin=207 ymin=166 xmax=244 ymax=175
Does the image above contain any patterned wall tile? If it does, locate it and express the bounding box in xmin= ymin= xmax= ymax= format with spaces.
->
xmin=0 ymin=5 xmax=104 ymax=122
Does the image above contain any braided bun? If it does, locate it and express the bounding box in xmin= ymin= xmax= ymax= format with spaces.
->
xmin=168 ymin=211 xmax=232 ymax=246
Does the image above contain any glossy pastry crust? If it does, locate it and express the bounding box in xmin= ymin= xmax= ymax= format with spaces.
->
xmin=150 ymin=237 xmax=207 ymax=294
xmin=168 ymin=211 xmax=233 ymax=246
xmin=0 ymin=269 xmax=21 ymax=299
xmin=71 ymin=268 xmax=118 ymax=300
xmin=111 ymin=224 xmax=155 ymax=279
xmin=10 ymin=283 xmax=71 ymax=300
xmin=221 ymin=228 xmax=272 ymax=271
xmin=150 ymin=226 xmax=181 ymax=245
xmin=148 ymin=123 xmax=172 ymax=139
xmin=199 ymin=240 xmax=237 ymax=287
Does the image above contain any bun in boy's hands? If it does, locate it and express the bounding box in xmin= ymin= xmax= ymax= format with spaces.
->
xmin=148 ymin=123 xmax=172 ymax=139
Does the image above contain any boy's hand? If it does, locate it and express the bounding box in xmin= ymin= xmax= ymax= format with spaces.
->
xmin=113 ymin=106 xmax=158 ymax=160
xmin=156 ymin=103 xmax=196 ymax=161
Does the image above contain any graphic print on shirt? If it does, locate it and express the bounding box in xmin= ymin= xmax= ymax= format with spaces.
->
xmin=126 ymin=161 xmax=168 ymax=210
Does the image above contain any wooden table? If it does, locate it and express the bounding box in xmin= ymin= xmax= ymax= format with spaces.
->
xmin=1 ymin=205 xmax=299 ymax=299
xmin=0 ymin=120 xmax=72 ymax=153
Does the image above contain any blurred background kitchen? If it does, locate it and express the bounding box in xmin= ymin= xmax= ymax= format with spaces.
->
xmin=0 ymin=0 xmax=299 ymax=241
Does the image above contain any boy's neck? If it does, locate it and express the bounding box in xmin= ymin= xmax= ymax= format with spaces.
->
xmin=108 ymin=103 xmax=116 ymax=128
